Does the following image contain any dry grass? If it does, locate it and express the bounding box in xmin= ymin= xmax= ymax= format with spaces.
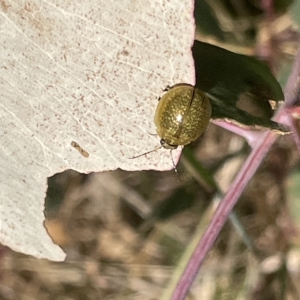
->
xmin=1 ymin=122 xmax=300 ymax=300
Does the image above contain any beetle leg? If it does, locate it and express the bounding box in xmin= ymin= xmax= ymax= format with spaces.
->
xmin=163 ymin=85 xmax=171 ymax=92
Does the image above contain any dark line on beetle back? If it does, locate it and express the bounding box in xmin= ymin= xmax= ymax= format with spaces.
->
xmin=186 ymin=87 xmax=196 ymax=112
xmin=187 ymin=86 xmax=196 ymax=111
xmin=174 ymin=86 xmax=197 ymax=139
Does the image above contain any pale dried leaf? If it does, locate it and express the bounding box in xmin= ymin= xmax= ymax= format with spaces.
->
xmin=0 ymin=0 xmax=195 ymax=260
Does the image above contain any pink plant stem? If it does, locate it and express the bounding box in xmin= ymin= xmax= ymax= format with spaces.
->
xmin=171 ymin=121 xmax=278 ymax=300
xmin=171 ymin=44 xmax=300 ymax=300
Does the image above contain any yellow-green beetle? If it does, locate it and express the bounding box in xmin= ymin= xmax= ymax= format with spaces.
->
xmin=131 ymin=83 xmax=211 ymax=160
xmin=155 ymin=83 xmax=211 ymax=149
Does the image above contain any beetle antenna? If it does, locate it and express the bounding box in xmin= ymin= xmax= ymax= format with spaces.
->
xmin=130 ymin=146 xmax=179 ymax=174
xmin=130 ymin=145 xmax=162 ymax=159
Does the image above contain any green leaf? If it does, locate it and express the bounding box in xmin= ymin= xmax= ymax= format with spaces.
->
xmin=192 ymin=41 xmax=288 ymax=133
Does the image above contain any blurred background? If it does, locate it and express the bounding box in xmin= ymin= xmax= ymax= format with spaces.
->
xmin=2 ymin=0 xmax=300 ymax=299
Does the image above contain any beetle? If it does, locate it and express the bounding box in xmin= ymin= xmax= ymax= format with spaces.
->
xmin=155 ymin=83 xmax=211 ymax=149
xmin=131 ymin=83 xmax=211 ymax=160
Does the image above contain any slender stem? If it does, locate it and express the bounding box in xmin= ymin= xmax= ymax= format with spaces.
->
xmin=171 ymin=123 xmax=277 ymax=300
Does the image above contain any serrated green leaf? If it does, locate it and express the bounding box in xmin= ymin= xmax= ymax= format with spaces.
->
xmin=192 ymin=40 xmax=284 ymax=101
xmin=192 ymin=41 xmax=288 ymax=133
